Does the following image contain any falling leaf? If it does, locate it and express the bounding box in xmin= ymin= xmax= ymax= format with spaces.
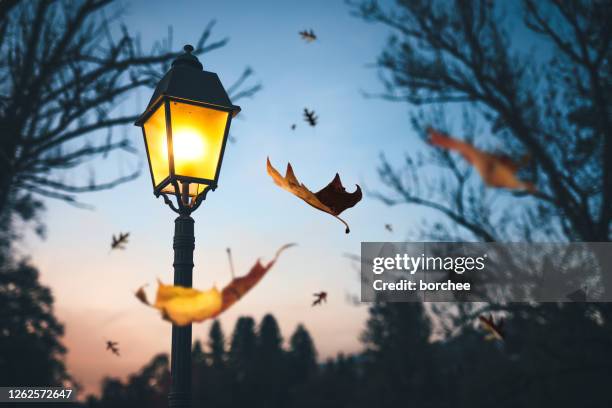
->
xmin=303 ymin=108 xmax=318 ymax=127
xmin=385 ymin=224 xmax=393 ymax=232
xmin=428 ymin=129 xmax=536 ymax=192
xmin=135 ymin=285 xmax=149 ymax=305
xmin=267 ymin=158 xmax=362 ymax=233
xmin=106 ymin=340 xmax=120 ymax=356
xmin=219 ymin=244 xmax=295 ymax=314
xmin=312 ymin=291 xmax=327 ymax=306
xmin=299 ymin=29 xmax=317 ymax=42
xmin=478 ymin=314 xmax=504 ymax=341
xmin=111 ymin=232 xmax=130 ymax=250
xmin=291 ymin=124 xmax=296 ymax=131
xmin=153 ymin=282 xmax=222 ymax=326
xmin=136 ymin=245 xmax=294 ymax=326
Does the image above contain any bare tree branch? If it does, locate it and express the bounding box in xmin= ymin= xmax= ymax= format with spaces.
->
xmin=0 ymin=0 xmax=260 ymax=228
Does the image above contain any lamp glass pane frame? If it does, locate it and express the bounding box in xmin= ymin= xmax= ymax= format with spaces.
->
xmin=140 ymin=96 xmax=234 ymax=198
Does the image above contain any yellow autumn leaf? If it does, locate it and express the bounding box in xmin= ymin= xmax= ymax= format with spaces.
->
xmin=153 ymin=281 xmax=222 ymax=326
xmin=135 ymin=245 xmax=294 ymax=326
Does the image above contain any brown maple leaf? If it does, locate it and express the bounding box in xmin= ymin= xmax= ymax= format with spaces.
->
xmin=267 ymin=158 xmax=362 ymax=233
xmin=299 ymin=29 xmax=317 ymax=42
xmin=111 ymin=232 xmax=129 ymax=250
xmin=106 ymin=340 xmax=120 ymax=356
xmin=428 ymin=129 xmax=536 ymax=192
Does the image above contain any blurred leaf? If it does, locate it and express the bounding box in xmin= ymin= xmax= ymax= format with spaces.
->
xmin=219 ymin=243 xmax=295 ymax=314
xmin=136 ymin=244 xmax=294 ymax=325
xmin=303 ymin=108 xmax=318 ymax=126
xmin=312 ymin=291 xmax=327 ymax=306
xmin=428 ymin=128 xmax=536 ymax=192
xmin=299 ymin=29 xmax=317 ymax=42
xmin=111 ymin=232 xmax=130 ymax=250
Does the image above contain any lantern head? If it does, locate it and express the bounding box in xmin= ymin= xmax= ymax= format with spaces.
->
xmin=135 ymin=45 xmax=240 ymax=212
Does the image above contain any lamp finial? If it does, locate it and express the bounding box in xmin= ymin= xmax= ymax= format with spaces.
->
xmin=172 ymin=44 xmax=202 ymax=70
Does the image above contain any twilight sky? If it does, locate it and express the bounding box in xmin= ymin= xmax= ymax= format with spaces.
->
xmin=17 ymin=0 xmax=521 ymax=397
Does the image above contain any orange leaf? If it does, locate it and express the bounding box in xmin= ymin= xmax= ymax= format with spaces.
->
xmin=136 ymin=245 xmax=294 ymax=325
xmin=267 ymin=158 xmax=362 ymax=233
xmin=428 ymin=129 xmax=536 ymax=192
xmin=217 ymin=243 xmax=295 ymax=315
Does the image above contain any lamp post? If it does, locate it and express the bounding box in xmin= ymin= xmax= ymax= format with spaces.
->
xmin=135 ymin=45 xmax=240 ymax=408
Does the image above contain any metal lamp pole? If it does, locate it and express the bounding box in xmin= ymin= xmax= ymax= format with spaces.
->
xmin=169 ymin=209 xmax=195 ymax=408
xmin=134 ymin=44 xmax=241 ymax=408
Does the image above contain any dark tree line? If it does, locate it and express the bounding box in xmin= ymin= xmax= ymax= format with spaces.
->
xmin=84 ymin=302 xmax=612 ymax=407
xmin=86 ymin=315 xmax=319 ymax=408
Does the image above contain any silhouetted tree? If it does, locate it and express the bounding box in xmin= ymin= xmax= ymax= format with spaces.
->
xmin=290 ymin=354 xmax=362 ymax=408
xmin=288 ymin=324 xmax=318 ymax=384
xmin=89 ymin=353 xmax=169 ymax=408
xmin=191 ymin=338 xmax=209 ymax=405
xmin=208 ymin=319 xmax=226 ymax=369
xmin=258 ymin=314 xmax=283 ymax=357
xmin=350 ymin=1 xmax=612 ymax=406
xmin=0 ymin=0 xmax=259 ymax=234
xmin=361 ymin=302 xmax=440 ymax=407
xmin=351 ymin=0 xmax=610 ymax=267
xmin=254 ymin=314 xmax=287 ymax=407
xmin=228 ymin=317 xmax=257 ymax=405
xmin=192 ymin=320 xmax=232 ymax=408
xmin=192 ymin=339 xmax=205 ymax=364
xmin=0 ymin=250 xmax=71 ymax=387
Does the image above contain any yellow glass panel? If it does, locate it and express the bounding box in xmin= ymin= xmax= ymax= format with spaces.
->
xmin=143 ymin=104 xmax=169 ymax=187
xmin=161 ymin=182 xmax=209 ymax=198
xmin=169 ymin=101 xmax=229 ymax=181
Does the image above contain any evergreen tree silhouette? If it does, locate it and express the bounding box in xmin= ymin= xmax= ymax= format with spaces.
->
xmin=0 ymin=251 xmax=72 ymax=387
xmin=208 ymin=320 xmax=226 ymax=369
xmin=192 ymin=339 xmax=206 ymax=363
xmin=288 ymin=324 xmax=318 ymax=384
xmin=191 ymin=339 xmax=209 ymax=405
xmin=193 ymin=320 xmax=232 ymax=408
xmin=93 ymin=353 xmax=169 ymax=408
xmin=360 ymin=302 xmax=438 ymax=407
xmin=255 ymin=314 xmax=287 ymax=407
xmin=229 ymin=317 xmax=258 ymax=405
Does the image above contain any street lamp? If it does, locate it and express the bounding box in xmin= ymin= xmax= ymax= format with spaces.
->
xmin=135 ymin=44 xmax=240 ymax=408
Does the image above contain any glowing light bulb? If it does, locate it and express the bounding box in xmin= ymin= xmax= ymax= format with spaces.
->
xmin=172 ymin=128 xmax=206 ymax=164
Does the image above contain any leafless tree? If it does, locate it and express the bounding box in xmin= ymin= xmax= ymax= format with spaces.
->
xmin=350 ymin=0 xmax=610 ymax=332
xmin=0 ymin=0 xmax=260 ymax=236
